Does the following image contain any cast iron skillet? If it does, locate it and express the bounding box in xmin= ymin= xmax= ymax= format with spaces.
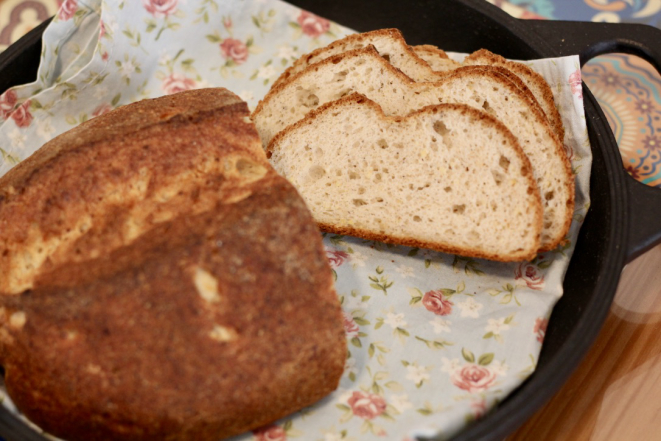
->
xmin=1 ymin=0 xmax=661 ymax=439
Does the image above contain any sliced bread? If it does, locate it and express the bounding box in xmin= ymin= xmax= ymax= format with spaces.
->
xmin=267 ymin=94 xmax=543 ymax=262
xmin=462 ymin=49 xmax=565 ymax=143
xmin=253 ymin=46 xmax=574 ymax=251
xmin=272 ymin=28 xmax=445 ymax=88
xmin=411 ymin=44 xmax=460 ymax=71
xmin=271 ymin=29 xmax=557 ymax=139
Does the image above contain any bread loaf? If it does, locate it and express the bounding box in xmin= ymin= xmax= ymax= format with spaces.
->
xmin=267 ymin=94 xmax=543 ymax=261
xmin=0 ymin=88 xmax=346 ymax=440
xmin=0 ymin=88 xmax=267 ymax=295
xmin=253 ymin=46 xmax=573 ymax=251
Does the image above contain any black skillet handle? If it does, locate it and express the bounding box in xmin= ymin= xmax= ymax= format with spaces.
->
xmin=523 ymin=19 xmax=661 ymax=263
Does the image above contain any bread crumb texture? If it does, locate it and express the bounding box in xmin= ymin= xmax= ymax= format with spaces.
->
xmin=269 ymin=95 xmax=543 ymax=261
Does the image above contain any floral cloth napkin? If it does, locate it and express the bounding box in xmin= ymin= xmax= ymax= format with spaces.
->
xmin=0 ymin=1 xmax=591 ymax=440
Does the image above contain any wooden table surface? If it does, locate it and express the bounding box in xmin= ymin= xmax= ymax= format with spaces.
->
xmin=510 ymin=244 xmax=661 ymax=440
xmin=1 ymin=0 xmax=661 ymax=440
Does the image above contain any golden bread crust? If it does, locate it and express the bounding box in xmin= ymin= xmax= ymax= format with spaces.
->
xmin=0 ymin=88 xmax=346 ymax=440
xmin=0 ymin=89 xmax=266 ymax=294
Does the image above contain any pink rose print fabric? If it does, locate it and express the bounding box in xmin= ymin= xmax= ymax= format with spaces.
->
xmin=422 ymin=290 xmax=454 ymax=315
xmin=161 ymin=74 xmax=196 ymax=95
xmin=57 ymin=0 xmax=78 ymax=21
xmin=220 ymin=38 xmax=249 ymax=65
xmin=569 ymin=69 xmax=583 ymax=99
xmin=297 ymin=10 xmax=330 ymax=38
xmin=534 ymin=317 xmax=549 ymax=343
xmin=0 ymin=90 xmax=17 ymax=120
xmin=451 ymin=364 xmax=498 ymax=393
xmin=11 ymin=100 xmax=32 ymax=128
xmin=515 ymin=261 xmax=545 ymax=290
xmin=143 ymin=0 xmax=178 ymax=18
xmin=343 ymin=311 xmax=360 ymax=338
xmin=326 ymin=249 xmax=349 ymax=268
xmin=253 ymin=425 xmax=286 ymax=441
xmin=91 ymin=103 xmax=113 ymax=118
xmin=347 ymin=391 xmax=387 ymax=420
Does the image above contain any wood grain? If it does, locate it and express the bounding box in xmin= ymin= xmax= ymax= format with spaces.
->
xmin=509 ymin=244 xmax=661 ymax=440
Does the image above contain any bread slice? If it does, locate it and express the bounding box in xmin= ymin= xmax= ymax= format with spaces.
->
xmin=462 ymin=49 xmax=565 ymax=143
xmin=411 ymin=44 xmax=460 ymax=71
xmin=412 ymin=45 xmax=564 ymax=142
xmin=272 ymin=28 xmax=445 ymax=88
xmin=271 ymin=29 xmax=551 ymax=134
xmin=253 ymin=46 xmax=573 ymax=251
xmin=267 ymin=94 xmax=543 ymax=262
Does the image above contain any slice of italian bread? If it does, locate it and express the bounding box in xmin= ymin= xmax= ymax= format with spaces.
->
xmin=253 ymin=46 xmax=574 ymax=251
xmin=272 ymin=28 xmax=445 ymax=88
xmin=267 ymin=94 xmax=543 ymax=262
xmin=411 ymin=44 xmax=460 ymax=71
xmin=462 ymin=49 xmax=565 ymax=143
xmin=272 ymin=30 xmax=552 ymax=137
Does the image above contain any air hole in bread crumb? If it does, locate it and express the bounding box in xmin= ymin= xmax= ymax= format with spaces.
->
xmin=519 ymin=111 xmax=530 ymax=120
xmin=482 ymin=100 xmax=493 ymax=114
xmin=545 ymin=191 xmax=555 ymax=201
xmin=492 ymin=169 xmax=504 ymax=185
xmin=433 ymin=120 xmax=449 ymax=137
xmin=381 ymin=54 xmax=391 ymax=62
xmin=499 ymin=155 xmax=510 ymax=171
xmin=358 ymin=187 xmax=366 ymax=195
xmin=444 ymin=186 xmax=452 ymax=193
xmin=333 ymin=70 xmax=349 ymax=82
xmin=452 ymin=204 xmax=466 ymax=214
xmin=309 ymin=165 xmax=326 ymax=180
xmin=349 ymin=171 xmax=359 ymax=180
xmin=299 ymin=92 xmax=319 ymax=108
xmin=377 ymin=139 xmax=388 ymax=149
xmin=336 ymin=170 xmax=342 ymax=177
xmin=491 ymin=201 xmax=498 ymax=211
xmin=374 ymin=173 xmax=382 ymax=182
xmin=413 ymin=215 xmax=422 ymax=222
xmin=353 ymin=199 xmax=367 ymax=207
xmin=376 ymin=197 xmax=384 ymax=203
